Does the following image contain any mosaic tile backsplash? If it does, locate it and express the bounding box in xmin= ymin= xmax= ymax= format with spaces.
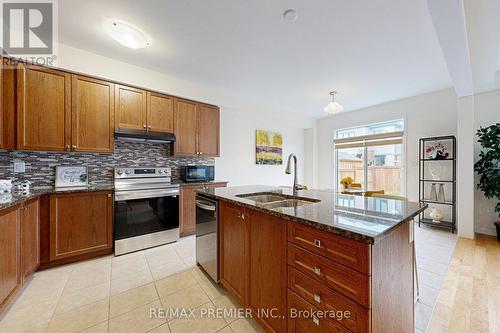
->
xmin=0 ymin=140 xmax=214 ymax=188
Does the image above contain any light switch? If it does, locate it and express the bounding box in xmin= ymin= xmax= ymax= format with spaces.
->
xmin=14 ymin=161 xmax=25 ymax=173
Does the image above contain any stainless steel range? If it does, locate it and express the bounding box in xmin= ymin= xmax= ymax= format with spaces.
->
xmin=114 ymin=167 xmax=179 ymax=256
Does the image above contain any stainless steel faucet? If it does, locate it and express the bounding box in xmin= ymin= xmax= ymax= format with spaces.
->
xmin=285 ymin=153 xmax=305 ymax=194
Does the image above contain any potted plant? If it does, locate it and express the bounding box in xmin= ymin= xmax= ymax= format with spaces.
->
xmin=339 ymin=177 xmax=353 ymax=190
xmin=474 ymin=123 xmax=500 ymax=241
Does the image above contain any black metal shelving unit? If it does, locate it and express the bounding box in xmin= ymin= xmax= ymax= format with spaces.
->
xmin=418 ymin=135 xmax=456 ymax=233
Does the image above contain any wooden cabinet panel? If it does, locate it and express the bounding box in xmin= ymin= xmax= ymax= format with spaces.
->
xmin=219 ymin=201 xmax=247 ymax=306
xmin=71 ymin=75 xmax=114 ymax=153
xmin=288 ymin=244 xmax=370 ymax=308
xmin=17 ymin=65 xmax=71 ymax=151
xmin=0 ymin=58 xmax=16 ymax=149
xmin=147 ymin=92 xmax=174 ymax=133
xmin=50 ymin=191 xmax=113 ymax=261
xmin=180 ymin=186 xmax=197 ymax=237
xmin=248 ymin=210 xmax=287 ymax=333
xmin=288 ymin=267 xmax=369 ymax=333
xmin=0 ymin=208 xmax=20 ymax=310
xmin=180 ymin=183 xmax=227 ymax=237
xmin=288 ymin=222 xmax=371 ymax=274
xmin=287 ymin=290 xmax=350 ymax=333
xmin=197 ymin=105 xmax=219 ymax=157
xmin=174 ymin=99 xmax=197 ymax=156
xmin=115 ymin=84 xmax=147 ymax=131
xmin=20 ymin=199 xmax=39 ymax=281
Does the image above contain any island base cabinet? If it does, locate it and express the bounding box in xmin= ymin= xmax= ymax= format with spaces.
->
xmin=219 ymin=201 xmax=247 ymax=306
xmin=0 ymin=208 xmax=20 ymax=311
xmin=49 ymin=191 xmax=113 ymax=261
xmin=248 ymin=210 xmax=287 ymax=333
xmin=287 ymin=290 xmax=350 ymax=333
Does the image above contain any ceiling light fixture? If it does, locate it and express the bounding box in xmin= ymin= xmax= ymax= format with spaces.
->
xmin=324 ymin=91 xmax=344 ymax=114
xmin=283 ymin=9 xmax=298 ymax=22
xmin=103 ymin=19 xmax=152 ymax=49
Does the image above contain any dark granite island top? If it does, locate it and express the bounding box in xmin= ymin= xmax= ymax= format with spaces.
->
xmin=197 ymin=185 xmax=427 ymax=244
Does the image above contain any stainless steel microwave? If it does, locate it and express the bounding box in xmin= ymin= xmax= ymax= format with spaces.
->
xmin=181 ymin=165 xmax=215 ymax=182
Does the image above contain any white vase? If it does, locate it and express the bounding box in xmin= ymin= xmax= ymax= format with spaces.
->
xmin=429 ymin=207 xmax=444 ymax=223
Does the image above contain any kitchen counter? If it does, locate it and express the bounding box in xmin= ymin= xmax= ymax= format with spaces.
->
xmin=175 ymin=180 xmax=228 ymax=188
xmin=0 ymin=184 xmax=114 ymax=211
xmin=197 ymin=185 xmax=427 ymax=244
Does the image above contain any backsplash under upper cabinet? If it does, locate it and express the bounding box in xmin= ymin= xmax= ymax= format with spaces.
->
xmin=0 ymin=140 xmax=214 ymax=188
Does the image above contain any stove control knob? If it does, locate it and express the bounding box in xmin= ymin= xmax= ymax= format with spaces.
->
xmin=125 ymin=170 xmax=132 ymax=175
xmin=158 ymin=169 xmax=163 ymax=174
xmin=117 ymin=169 xmax=124 ymax=175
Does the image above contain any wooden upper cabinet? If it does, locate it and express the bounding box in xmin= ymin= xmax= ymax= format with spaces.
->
xmin=197 ymin=104 xmax=220 ymax=157
xmin=0 ymin=208 xmax=20 ymax=310
xmin=17 ymin=65 xmax=71 ymax=151
xmin=71 ymin=75 xmax=115 ymax=153
xmin=20 ymin=199 xmax=39 ymax=281
xmin=50 ymin=191 xmax=113 ymax=261
xmin=115 ymin=84 xmax=147 ymax=131
xmin=174 ymin=99 xmax=198 ymax=156
xmin=1 ymin=59 xmax=16 ymax=150
xmin=173 ymin=100 xmax=220 ymax=157
xmin=147 ymin=92 xmax=174 ymax=133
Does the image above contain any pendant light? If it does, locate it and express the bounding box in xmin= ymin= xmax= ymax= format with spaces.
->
xmin=324 ymin=91 xmax=344 ymax=114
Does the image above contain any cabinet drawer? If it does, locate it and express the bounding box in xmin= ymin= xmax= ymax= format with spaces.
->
xmin=288 ymin=222 xmax=370 ymax=274
xmin=288 ymin=244 xmax=370 ymax=308
xmin=288 ymin=267 xmax=369 ymax=333
xmin=287 ymin=290 xmax=350 ymax=333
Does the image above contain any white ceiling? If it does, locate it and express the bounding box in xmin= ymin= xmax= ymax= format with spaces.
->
xmin=59 ymin=0 xmax=453 ymax=118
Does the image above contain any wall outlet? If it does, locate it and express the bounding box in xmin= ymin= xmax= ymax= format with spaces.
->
xmin=14 ymin=161 xmax=25 ymax=173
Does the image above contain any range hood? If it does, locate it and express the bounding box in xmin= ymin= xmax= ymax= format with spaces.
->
xmin=115 ymin=128 xmax=176 ymax=143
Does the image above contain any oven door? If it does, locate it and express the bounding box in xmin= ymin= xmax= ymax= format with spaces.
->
xmin=114 ymin=191 xmax=179 ymax=241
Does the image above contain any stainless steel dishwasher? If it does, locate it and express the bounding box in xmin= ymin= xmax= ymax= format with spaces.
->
xmin=195 ymin=194 xmax=219 ymax=282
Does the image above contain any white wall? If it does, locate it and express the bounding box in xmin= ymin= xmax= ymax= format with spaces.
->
xmin=315 ymin=88 xmax=458 ymax=202
xmin=55 ymin=44 xmax=314 ymax=186
xmin=218 ymin=111 xmax=306 ymax=186
xmin=473 ymin=89 xmax=500 ymax=236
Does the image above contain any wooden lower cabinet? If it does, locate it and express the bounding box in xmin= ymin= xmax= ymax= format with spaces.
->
xmin=219 ymin=201 xmax=247 ymax=306
xmin=49 ymin=191 xmax=113 ymax=261
xmin=0 ymin=207 xmax=20 ymax=311
xmin=287 ymin=290 xmax=350 ymax=333
xmin=218 ymin=204 xmax=414 ymax=333
xmin=179 ymin=182 xmax=227 ymax=237
xmin=248 ymin=210 xmax=287 ymax=333
xmin=20 ymin=199 xmax=39 ymax=281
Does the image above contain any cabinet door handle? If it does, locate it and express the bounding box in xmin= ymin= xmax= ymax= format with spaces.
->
xmin=65 ymin=145 xmax=70 ymax=149
xmin=143 ymin=124 xmax=146 ymax=128
xmin=107 ymin=194 xmax=112 ymax=198
xmin=240 ymin=213 xmax=245 ymax=220
xmin=312 ymin=316 xmax=320 ymax=326
xmin=313 ymin=266 xmax=321 ymax=276
xmin=72 ymin=145 xmax=77 ymax=149
xmin=199 ymin=151 xmax=203 ymax=155
xmin=313 ymin=293 xmax=321 ymax=303
xmin=314 ymin=239 xmax=321 ymax=248
xmin=148 ymin=125 xmax=152 ymax=129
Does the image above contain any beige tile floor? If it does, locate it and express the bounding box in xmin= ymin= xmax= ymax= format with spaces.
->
xmin=0 ymin=236 xmax=265 ymax=333
xmin=0 ymin=226 xmax=457 ymax=333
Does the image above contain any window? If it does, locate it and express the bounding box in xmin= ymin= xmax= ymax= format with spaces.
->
xmin=335 ymin=120 xmax=404 ymax=195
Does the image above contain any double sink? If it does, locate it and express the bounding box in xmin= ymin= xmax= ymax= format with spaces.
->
xmin=236 ymin=192 xmax=320 ymax=209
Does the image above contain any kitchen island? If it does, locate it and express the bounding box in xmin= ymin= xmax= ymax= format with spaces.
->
xmin=197 ymin=185 xmax=427 ymax=333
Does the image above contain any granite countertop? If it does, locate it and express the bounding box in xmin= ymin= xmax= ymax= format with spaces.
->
xmin=197 ymin=185 xmax=427 ymax=244
xmin=0 ymin=185 xmax=114 ymax=210
xmin=174 ymin=180 xmax=229 ymax=187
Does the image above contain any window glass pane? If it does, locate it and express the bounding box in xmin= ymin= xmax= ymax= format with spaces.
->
xmin=367 ymin=144 xmax=402 ymax=195
xmin=337 ymin=148 xmax=364 ymax=188
xmin=336 ymin=119 xmax=404 ymax=139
